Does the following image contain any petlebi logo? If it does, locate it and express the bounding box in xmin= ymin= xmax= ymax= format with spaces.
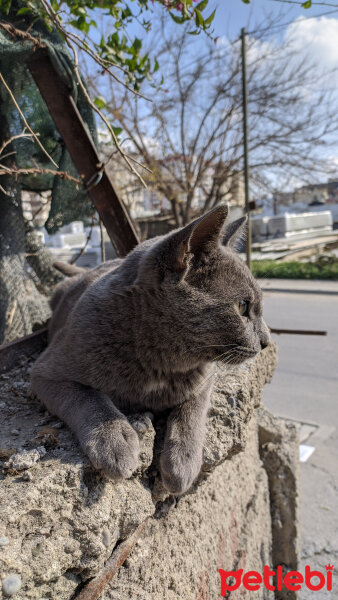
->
xmin=218 ymin=564 xmax=333 ymax=595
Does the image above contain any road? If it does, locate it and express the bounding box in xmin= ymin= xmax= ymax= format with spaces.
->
xmin=261 ymin=289 xmax=338 ymax=598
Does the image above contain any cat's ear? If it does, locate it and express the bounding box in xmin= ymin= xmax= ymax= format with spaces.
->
xmin=189 ymin=204 xmax=229 ymax=252
xmin=136 ymin=205 xmax=229 ymax=284
xmin=223 ymin=215 xmax=248 ymax=251
xmin=170 ymin=204 xmax=229 ymax=272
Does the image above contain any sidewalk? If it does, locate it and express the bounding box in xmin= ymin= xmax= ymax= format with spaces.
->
xmin=258 ymin=278 xmax=338 ymax=296
xmin=262 ymin=291 xmax=338 ymax=598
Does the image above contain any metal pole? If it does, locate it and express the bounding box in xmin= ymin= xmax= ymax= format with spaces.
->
xmin=241 ymin=27 xmax=252 ymax=269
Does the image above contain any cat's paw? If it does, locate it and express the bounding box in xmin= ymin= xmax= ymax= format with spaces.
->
xmin=83 ymin=419 xmax=140 ymax=480
xmin=160 ymin=441 xmax=203 ymax=495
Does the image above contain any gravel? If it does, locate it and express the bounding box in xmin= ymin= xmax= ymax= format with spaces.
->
xmin=0 ymin=536 xmax=9 ymax=547
xmin=2 ymin=574 xmax=22 ymax=596
xmin=4 ymin=446 xmax=46 ymax=471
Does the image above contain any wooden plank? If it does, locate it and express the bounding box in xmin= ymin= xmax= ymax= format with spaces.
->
xmin=28 ymin=52 xmax=139 ymax=257
xmin=0 ymin=328 xmax=48 ymax=373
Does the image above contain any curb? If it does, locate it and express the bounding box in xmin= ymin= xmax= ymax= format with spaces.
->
xmin=261 ymin=286 xmax=338 ymax=296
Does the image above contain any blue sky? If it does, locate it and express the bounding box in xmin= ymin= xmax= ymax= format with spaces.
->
xmin=122 ymin=0 xmax=331 ymax=43
xmin=208 ymin=0 xmax=338 ymax=37
xmin=91 ymin=1 xmax=338 ymax=187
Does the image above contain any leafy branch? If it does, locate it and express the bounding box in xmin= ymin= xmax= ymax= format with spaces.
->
xmin=0 ymin=0 xmax=216 ymax=186
xmin=1 ymin=0 xmax=216 ymax=91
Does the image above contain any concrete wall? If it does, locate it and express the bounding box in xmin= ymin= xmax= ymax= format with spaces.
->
xmin=109 ymin=417 xmax=274 ymax=600
xmin=0 ymin=343 xmax=300 ymax=600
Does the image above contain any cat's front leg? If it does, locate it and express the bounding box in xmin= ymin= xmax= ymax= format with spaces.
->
xmin=160 ymin=376 xmax=214 ymax=495
xmin=30 ymin=375 xmax=139 ymax=479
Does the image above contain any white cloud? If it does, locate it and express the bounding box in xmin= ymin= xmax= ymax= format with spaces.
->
xmin=209 ymin=16 xmax=338 ymax=88
xmin=284 ymin=16 xmax=338 ymax=86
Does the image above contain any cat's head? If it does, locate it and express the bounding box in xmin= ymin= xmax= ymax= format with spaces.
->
xmin=135 ymin=205 xmax=270 ymax=367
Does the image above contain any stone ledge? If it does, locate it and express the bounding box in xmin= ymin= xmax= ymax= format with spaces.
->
xmin=258 ymin=406 xmax=300 ymax=600
xmin=0 ymin=344 xmax=277 ymax=599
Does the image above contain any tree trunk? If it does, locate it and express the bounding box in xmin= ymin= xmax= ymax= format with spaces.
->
xmin=171 ymin=199 xmax=183 ymax=227
xmin=183 ymin=191 xmax=194 ymax=225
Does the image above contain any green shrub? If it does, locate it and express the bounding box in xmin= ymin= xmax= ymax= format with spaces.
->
xmin=252 ymin=260 xmax=338 ymax=280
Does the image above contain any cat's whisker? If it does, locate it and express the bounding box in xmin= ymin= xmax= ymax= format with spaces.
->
xmin=236 ymin=347 xmax=257 ymax=358
xmin=194 ymin=368 xmax=216 ymax=395
xmin=214 ymin=351 xmax=233 ymax=364
xmin=224 ymin=351 xmax=237 ymax=365
xmin=194 ymin=348 xmax=233 ymax=394
xmin=192 ymin=344 xmax=239 ymax=350
xmin=181 ymin=343 xmax=239 ymax=357
xmin=214 ymin=352 xmax=237 ymax=369
xmin=219 ymin=347 xmax=242 ymax=365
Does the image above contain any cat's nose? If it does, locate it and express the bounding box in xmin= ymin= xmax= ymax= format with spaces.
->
xmin=259 ymin=318 xmax=271 ymax=350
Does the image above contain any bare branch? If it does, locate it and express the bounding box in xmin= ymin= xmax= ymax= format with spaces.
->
xmin=0 ymin=21 xmax=45 ymax=48
xmin=87 ymin=16 xmax=338 ymax=224
xmin=0 ymin=165 xmax=81 ymax=184
xmin=0 ymin=131 xmax=34 ymax=156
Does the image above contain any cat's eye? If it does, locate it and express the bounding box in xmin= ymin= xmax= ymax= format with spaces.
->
xmin=238 ymin=300 xmax=249 ymax=317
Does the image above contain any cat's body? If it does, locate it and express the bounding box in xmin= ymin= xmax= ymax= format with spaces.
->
xmin=31 ymin=206 xmax=270 ymax=494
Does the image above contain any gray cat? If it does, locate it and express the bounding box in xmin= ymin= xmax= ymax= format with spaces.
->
xmin=31 ymin=205 xmax=270 ymax=495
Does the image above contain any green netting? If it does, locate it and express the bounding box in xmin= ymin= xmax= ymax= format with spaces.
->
xmin=0 ymin=7 xmax=97 ymax=232
xmin=0 ymin=4 xmax=99 ymax=342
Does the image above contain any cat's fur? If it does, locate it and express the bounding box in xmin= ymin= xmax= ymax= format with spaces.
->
xmin=31 ymin=206 xmax=270 ymax=494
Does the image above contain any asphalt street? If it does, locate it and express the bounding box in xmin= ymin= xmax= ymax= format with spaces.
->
xmin=261 ymin=288 xmax=338 ymax=598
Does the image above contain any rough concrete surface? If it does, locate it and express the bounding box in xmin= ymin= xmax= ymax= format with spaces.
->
xmin=0 ymin=342 xmax=299 ymax=600
xmin=107 ymin=417 xmax=275 ymax=600
xmin=258 ymin=407 xmax=300 ymax=600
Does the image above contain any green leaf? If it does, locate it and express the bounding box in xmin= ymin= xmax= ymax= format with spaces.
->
xmin=204 ymin=8 xmax=215 ymax=26
xmin=169 ymin=12 xmax=185 ymax=24
xmin=94 ymin=96 xmax=106 ymax=110
xmin=112 ymin=126 xmax=122 ymax=136
xmin=196 ymin=0 xmax=208 ymax=11
xmin=17 ymin=6 xmax=32 ymax=15
xmin=302 ymin=0 xmax=312 ymax=7
xmin=241 ymin=0 xmax=251 ymax=4
xmin=121 ymin=6 xmax=132 ymax=19
xmin=195 ymin=9 xmax=203 ymax=26
xmin=154 ymin=58 xmax=159 ymax=72
xmin=0 ymin=0 xmax=12 ymax=16
xmin=69 ymin=17 xmax=90 ymax=34
xmin=132 ymin=37 xmax=142 ymax=52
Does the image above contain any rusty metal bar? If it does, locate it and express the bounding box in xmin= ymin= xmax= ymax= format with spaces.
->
xmin=75 ymin=520 xmax=148 ymax=600
xmin=28 ymin=52 xmax=139 ymax=257
xmin=270 ymin=327 xmax=327 ymax=336
xmin=0 ymin=328 xmax=48 ymax=373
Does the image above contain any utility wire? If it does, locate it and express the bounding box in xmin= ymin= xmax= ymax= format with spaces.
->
xmin=269 ymin=0 xmax=338 ymax=6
